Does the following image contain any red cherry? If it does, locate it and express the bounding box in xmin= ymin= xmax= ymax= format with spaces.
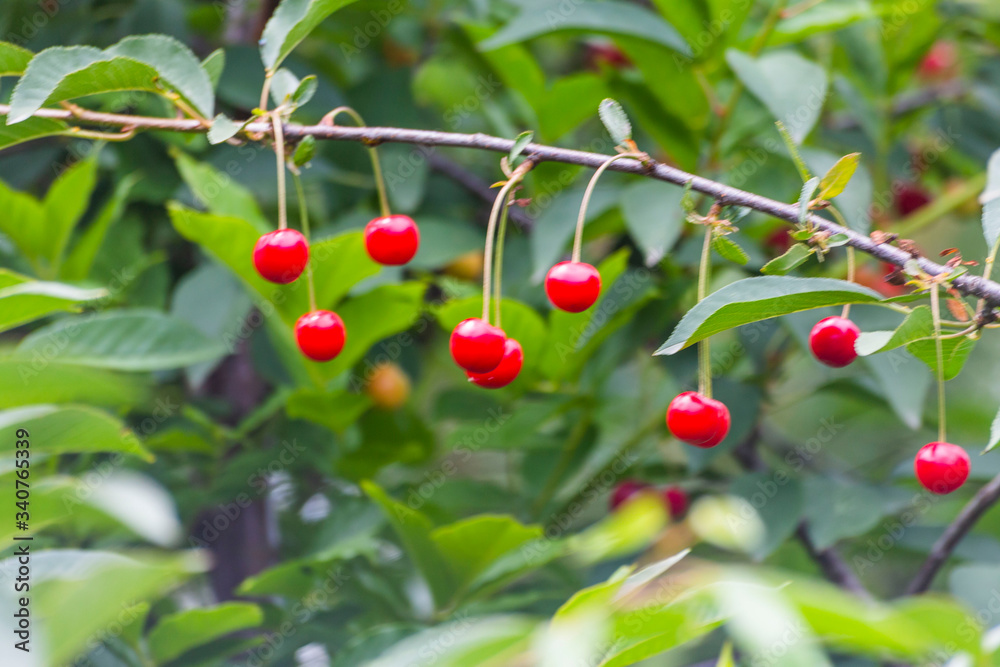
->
xmin=915 ymin=442 xmax=970 ymax=494
xmin=809 ymin=316 xmax=860 ymax=368
xmin=609 ymin=480 xmax=650 ymax=511
xmin=894 ymin=181 xmax=932 ymax=216
xmin=295 ymin=310 xmax=346 ymax=362
xmin=364 ymin=215 xmax=420 ymax=265
xmin=918 ymin=41 xmax=958 ymax=80
xmin=666 ymin=392 xmax=731 ymax=448
xmin=449 ymin=318 xmax=506 ymax=373
xmin=253 ymin=229 xmax=309 ymax=284
xmin=467 ymin=338 xmax=523 ymax=389
xmin=663 ymin=486 xmax=689 ymax=519
xmin=544 ymin=261 xmax=601 ymax=313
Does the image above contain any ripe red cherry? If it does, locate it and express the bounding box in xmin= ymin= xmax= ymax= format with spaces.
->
xmin=809 ymin=316 xmax=860 ymax=368
xmin=449 ymin=318 xmax=506 ymax=373
xmin=609 ymin=480 xmax=650 ymax=511
xmin=253 ymin=229 xmax=309 ymax=284
xmin=295 ymin=310 xmax=346 ymax=362
xmin=364 ymin=215 xmax=420 ymax=265
xmin=467 ymin=338 xmax=523 ymax=389
xmin=915 ymin=442 xmax=970 ymax=494
xmin=545 ymin=261 xmax=601 ymax=312
xmin=666 ymin=392 xmax=731 ymax=448
xmin=663 ymin=486 xmax=689 ymax=519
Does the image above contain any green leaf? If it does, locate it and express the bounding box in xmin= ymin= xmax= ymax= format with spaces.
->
xmin=655 ymin=277 xmax=882 ymax=355
xmin=712 ymin=235 xmax=749 ymax=265
xmin=201 ymin=48 xmax=225 ymax=88
xmin=982 ymin=148 xmax=1000 ymax=251
xmin=16 ymin=309 xmax=228 ymax=371
xmin=365 ymin=616 xmax=536 ymax=667
xmin=798 ymin=177 xmax=820 ymax=224
xmin=171 ymin=151 xmax=270 ymax=230
xmin=730 ymin=474 xmax=803 ymax=560
xmin=207 ymin=113 xmax=242 ymax=145
xmin=569 ymin=493 xmax=667 ymax=565
xmin=0 ymin=404 xmax=153 ymax=461
xmin=0 ymin=41 xmax=32 ymax=76
xmin=0 ymin=270 xmax=106 ymax=333
xmin=818 ymin=152 xmax=861 ymax=200
xmin=906 ymin=335 xmax=976 ymax=382
xmin=774 ymin=0 xmax=876 ymax=45
xmin=761 ymin=243 xmax=813 ymax=275
xmin=0 ymin=359 xmax=150 ymax=409
xmin=621 ymin=180 xmax=685 ymax=266
xmin=148 ymin=603 xmax=263 ymax=664
xmin=481 ymin=1 xmax=691 ymax=56
xmin=362 ymin=481 xmax=456 ymax=609
xmin=804 ymin=148 xmax=872 ymax=234
xmin=44 ymin=153 xmax=99 ymax=269
xmin=726 ymin=50 xmax=828 ymax=144
xmin=508 ymin=130 xmax=534 ymax=164
xmin=0 ymin=116 xmax=68 ymax=152
xmin=431 ymin=516 xmax=543 ymax=592
xmin=290 ymin=74 xmax=318 ymax=106
xmin=985 ymin=406 xmax=1000 ymax=453
xmin=598 ymin=98 xmax=632 ymax=145
xmin=803 ymin=477 xmax=908 ymax=549
xmin=293 ymin=134 xmax=316 ymax=166
xmin=61 ymin=175 xmax=136 ymax=281
xmin=260 ymin=0 xmax=363 ymax=70
xmin=855 ymin=306 xmax=933 ymax=356
xmin=9 ymin=36 xmax=214 ymax=123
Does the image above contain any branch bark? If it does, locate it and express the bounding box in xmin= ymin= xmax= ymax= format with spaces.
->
xmin=905 ymin=471 xmax=1000 ymax=595
xmin=6 ymin=103 xmax=1000 ymax=306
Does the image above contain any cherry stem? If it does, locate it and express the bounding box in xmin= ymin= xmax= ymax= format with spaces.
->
xmin=259 ymin=71 xmax=273 ymax=112
xmin=323 ymin=106 xmax=391 ymax=218
xmin=842 ymin=246 xmax=856 ymax=319
xmin=291 ymin=169 xmax=317 ymax=312
xmin=573 ymin=152 xmax=644 ymax=263
xmin=698 ymin=224 xmax=713 ymax=398
xmin=493 ymin=191 xmax=514 ymax=328
xmin=930 ymin=283 xmax=947 ymax=442
xmin=272 ymin=114 xmax=288 ymax=231
xmin=482 ymin=178 xmax=521 ymax=322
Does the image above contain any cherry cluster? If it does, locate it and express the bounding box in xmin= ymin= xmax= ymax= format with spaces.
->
xmin=252 ymin=214 xmax=420 ymax=361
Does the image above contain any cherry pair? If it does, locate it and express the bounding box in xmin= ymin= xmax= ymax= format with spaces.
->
xmin=609 ymin=480 xmax=689 ymax=518
xmin=666 ymin=392 xmax=731 ymax=448
xmin=449 ymin=319 xmax=523 ymax=388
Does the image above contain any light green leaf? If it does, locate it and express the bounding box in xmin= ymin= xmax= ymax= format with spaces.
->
xmin=364 ymin=616 xmax=536 ymax=667
xmin=855 ymin=306 xmax=933 ymax=356
xmin=482 ymin=1 xmax=690 ymax=55
xmin=432 ymin=516 xmax=542 ymax=592
xmin=712 ymin=234 xmax=749 ymax=265
xmin=290 ymin=74 xmax=318 ymax=106
xmin=260 ymin=0 xmax=363 ymax=70
xmin=0 ymin=359 xmax=150 ymax=409
xmin=0 ymin=116 xmax=67 ymax=151
xmin=598 ymin=98 xmax=632 ymax=145
xmin=716 ymin=642 xmax=735 ymax=667
xmin=655 ymin=277 xmax=882 ymax=355
xmin=985 ymin=406 xmax=1000 ymax=453
xmin=0 ymin=41 xmax=32 ymax=76
xmin=207 ymin=113 xmax=242 ymax=144
xmin=0 ymin=270 xmax=106 ymax=332
xmin=0 ymin=404 xmax=152 ymax=460
xmin=201 ymin=48 xmax=225 ymax=89
xmin=44 ymin=153 xmax=99 ymax=268
xmin=621 ymin=178 xmax=685 ymax=266
xmin=0 ymin=179 xmax=44 ymax=260
xmin=569 ymin=494 xmax=667 ymax=565
xmin=285 ymin=388 xmax=372 ymax=433
xmin=906 ymin=335 xmax=976 ymax=382
xmin=509 ymin=130 xmax=534 ymax=164
xmin=726 ymin=49 xmax=828 ymax=144
xmin=148 ymin=603 xmax=263 ymax=664
xmin=981 ymin=148 xmax=1000 ymax=251
xmin=171 ymin=151 xmax=269 ymax=230
xmin=61 ymin=175 xmax=136 ymax=281
xmin=16 ymin=309 xmax=228 ymax=371
xmin=774 ymin=0 xmax=876 ymax=45
xmin=818 ymin=152 xmax=861 ymax=200
xmin=362 ymin=481 xmax=456 ymax=609
xmin=761 ymin=243 xmax=813 ymax=275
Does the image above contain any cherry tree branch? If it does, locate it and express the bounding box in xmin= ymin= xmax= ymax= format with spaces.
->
xmin=5 ymin=103 xmax=1000 ymax=307
xmin=905 ymin=471 xmax=1000 ymax=595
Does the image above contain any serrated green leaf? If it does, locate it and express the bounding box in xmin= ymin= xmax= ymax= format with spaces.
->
xmin=0 ymin=404 xmax=152 ymax=461
xmin=855 ymin=306 xmax=933 ymax=356
xmin=906 ymin=335 xmax=976 ymax=381
xmin=61 ymin=175 xmax=135 ymax=281
xmin=290 ymin=74 xmax=317 ymax=106
xmin=0 ymin=116 xmax=68 ymax=152
xmin=0 ymin=270 xmax=106 ymax=333
xmin=293 ymin=134 xmax=316 ymax=166
xmin=818 ymin=152 xmax=861 ymax=200
xmin=712 ymin=235 xmax=749 ymax=265
xmin=0 ymin=42 xmax=32 ymax=77
xmin=798 ymin=177 xmax=820 ymax=224
xmin=45 ymin=153 xmax=99 ymax=269
xmin=201 ymin=48 xmax=225 ymax=89
xmin=761 ymin=243 xmax=812 ymax=275
xmin=598 ymin=98 xmax=632 ymax=145
xmin=260 ymin=0 xmax=363 ymax=71
xmin=508 ymin=130 xmax=534 ymax=164
xmin=655 ymin=277 xmax=883 ymax=355
xmin=207 ymin=114 xmax=242 ymax=144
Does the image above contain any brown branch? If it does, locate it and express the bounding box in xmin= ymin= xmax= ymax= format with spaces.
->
xmin=5 ymin=103 xmax=1000 ymax=306
xmin=905 ymin=471 xmax=1000 ymax=595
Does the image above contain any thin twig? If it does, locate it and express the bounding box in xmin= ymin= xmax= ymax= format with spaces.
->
xmin=4 ymin=103 xmax=1000 ymax=306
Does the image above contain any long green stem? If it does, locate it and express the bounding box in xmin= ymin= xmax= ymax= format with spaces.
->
xmin=573 ymin=153 xmax=643 ymax=262
xmin=292 ymin=170 xmax=317 ymax=311
xmin=324 ymin=106 xmax=391 ymax=217
xmin=930 ymin=284 xmax=947 ymax=443
xmin=482 ymin=179 xmax=521 ymax=322
xmin=493 ymin=191 xmax=513 ymax=328
xmin=272 ymin=115 xmax=288 ymax=230
xmin=698 ymin=224 xmax=713 ymax=397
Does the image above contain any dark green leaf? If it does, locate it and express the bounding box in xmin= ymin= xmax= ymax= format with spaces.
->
xmin=0 ymin=116 xmax=68 ymax=152
xmin=293 ymin=134 xmax=316 ymax=166
xmin=0 ymin=42 xmax=32 ymax=76
xmin=148 ymin=603 xmax=263 ymax=664
xmin=0 ymin=270 xmax=106 ymax=333
xmin=621 ymin=180 xmax=685 ymax=266
xmin=655 ymin=277 xmax=882 ymax=355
